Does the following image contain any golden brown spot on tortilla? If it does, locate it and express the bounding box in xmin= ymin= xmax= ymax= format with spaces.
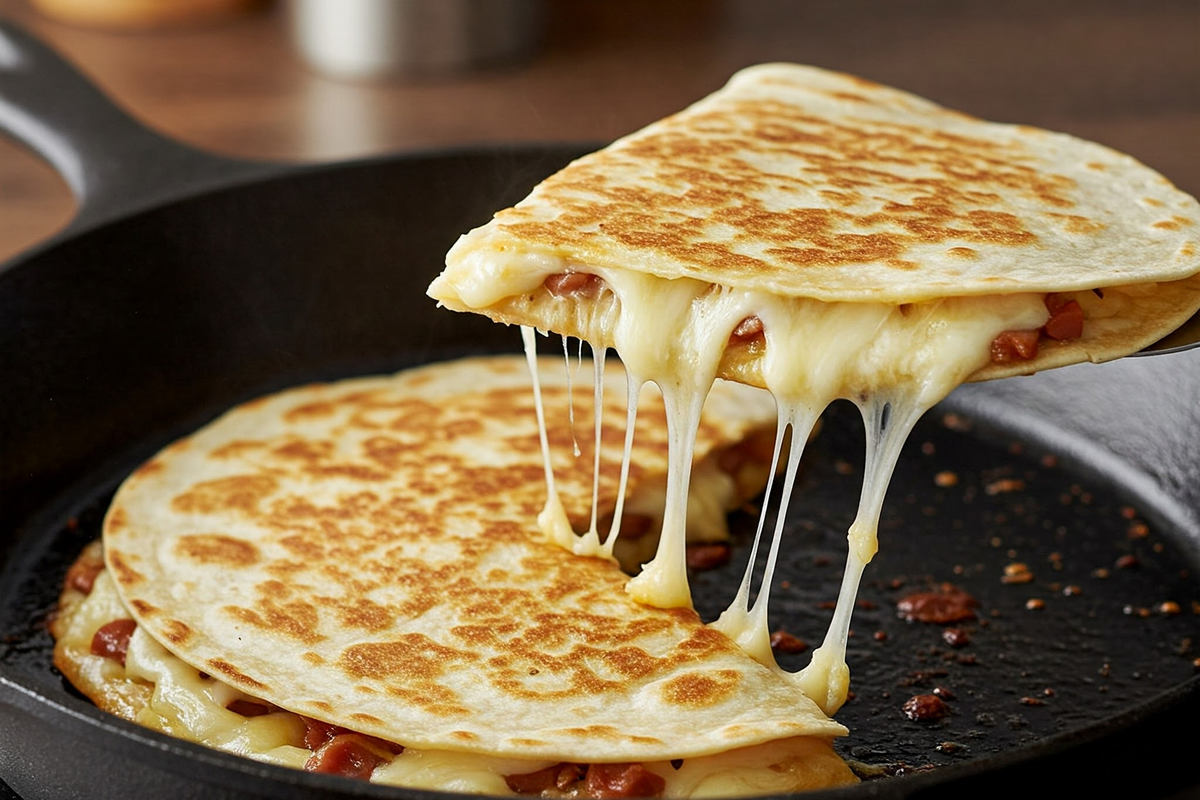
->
xmin=272 ymin=439 xmax=334 ymax=463
xmin=1182 ymin=242 xmax=1196 ymax=257
xmin=175 ymin=534 xmax=260 ymax=567
xmin=334 ymin=598 xmax=394 ymax=632
xmin=340 ymin=635 xmax=479 ymax=681
xmin=1047 ymin=213 xmax=1106 ymax=234
xmin=1154 ymin=216 xmax=1193 ymax=231
xmin=130 ymin=599 xmax=158 ymax=616
xmin=283 ymin=400 xmax=337 ymax=422
xmin=309 ymin=700 xmax=334 ymax=713
xmin=1087 ymin=162 xmax=1107 ymax=171
xmin=172 ymin=475 xmax=279 ymax=515
xmin=829 ymin=91 xmax=869 ymax=103
xmin=512 ymin=738 xmax=549 ymax=747
xmin=210 ymin=439 xmax=265 ymax=459
xmin=133 ymin=460 xmax=164 ymax=478
xmin=206 ymin=658 xmax=268 ymax=691
xmin=302 ymin=652 xmax=325 ymax=665
xmin=107 ymin=550 xmax=144 ymax=586
xmin=159 ymin=619 xmax=193 ymax=646
xmin=224 ymin=586 xmax=324 ymax=645
xmin=349 ymin=713 xmax=384 ymax=726
xmin=451 ymin=731 xmax=480 ymax=742
xmin=561 ymin=725 xmax=623 ymax=739
xmin=661 ymin=670 xmax=740 ymax=707
xmin=1143 ymin=197 xmax=1164 ymax=207
xmin=106 ymin=507 xmax=128 ymax=533
xmin=947 ymin=246 xmax=977 ymax=259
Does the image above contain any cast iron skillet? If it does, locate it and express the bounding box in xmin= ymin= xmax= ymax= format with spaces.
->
xmin=2 ymin=22 xmax=1199 ymax=800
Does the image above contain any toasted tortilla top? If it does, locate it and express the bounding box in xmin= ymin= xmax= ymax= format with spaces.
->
xmin=429 ymin=63 xmax=1200 ymax=384
xmin=448 ymin=63 xmax=1200 ymax=302
xmin=103 ymin=355 xmax=843 ymax=761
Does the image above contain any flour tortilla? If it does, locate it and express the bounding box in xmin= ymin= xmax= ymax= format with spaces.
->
xmin=103 ymin=355 xmax=844 ymax=762
xmin=428 ymin=63 xmax=1200 ymax=382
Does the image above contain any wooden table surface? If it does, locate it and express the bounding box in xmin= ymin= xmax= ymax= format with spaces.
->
xmin=1 ymin=0 xmax=1198 ymax=265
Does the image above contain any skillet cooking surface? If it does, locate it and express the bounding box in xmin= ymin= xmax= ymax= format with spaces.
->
xmin=1 ymin=22 xmax=1199 ymax=800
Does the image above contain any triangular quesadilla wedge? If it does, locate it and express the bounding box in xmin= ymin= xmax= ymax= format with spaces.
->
xmin=53 ymin=355 xmax=858 ymax=796
xmin=429 ymin=63 xmax=1200 ymax=387
xmin=426 ymin=63 xmax=1200 ymax=716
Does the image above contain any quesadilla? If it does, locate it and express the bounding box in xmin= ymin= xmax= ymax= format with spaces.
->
xmin=53 ymin=355 xmax=858 ymax=796
xmin=427 ymin=63 xmax=1200 ymax=714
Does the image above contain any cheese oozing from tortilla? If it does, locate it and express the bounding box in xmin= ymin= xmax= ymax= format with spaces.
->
xmin=460 ymin=246 xmax=1047 ymax=713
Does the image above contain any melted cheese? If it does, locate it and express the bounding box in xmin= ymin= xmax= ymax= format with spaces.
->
xmin=450 ymin=248 xmax=1049 ymax=712
xmin=59 ymin=568 xmax=855 ymax=795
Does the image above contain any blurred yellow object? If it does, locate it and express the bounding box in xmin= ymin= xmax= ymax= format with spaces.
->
xmin=29 ymin=0 xmax=263 ymax=29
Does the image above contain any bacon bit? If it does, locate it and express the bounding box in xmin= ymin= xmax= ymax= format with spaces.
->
xmin=1025 ymin=598 xmax=1046 ymax=610
xmin=1043 ymin=296 xmax=1083 ymax=340
xmin=1115 ymin=554 xmax=1140 ymax=570
xmin=1020 ymin=696 xmax=1046 ymax=706
xmin=303 ymin=717 xmax=349 ymax=751
xmin=1002 ymin=562 xmax=1034 ymax=584
xmin=303 ymin=717 xmax=402 ymax=757
xmin=990 ymin=329 xmax=1040 ymax=363
xmin=902 ymin=694 xmax=949 ymax=722
xmin=942 ymin=627 xmax=971 ymax=648
xmin=896 ymin=584 xmax=979 ymax=624
xmin=304 ymin=734 xmax=388 ymax=780
xmin=507 ymin=763 xmax=586 ymax=794
xmin=66 ymin=557 xmax=104 ymax=596
xmin=985 ymin=478 xmax=1026 ymax=496
xmin=685 ymin=543 xmax=730 ymax=571
xmin=1128 ymin=522 xmax=1150 ymax=539
xmin=584 ymin=764 xmax=666 ymax=799
xmin=874 ymin=630 xmax=888 ymax=642
xmin=90 ymin=619 xmax=137 ymax=667
xmin=544 ymin=272 xmax=604 ymax=299
xmin=1159 ymin=601 xmax=1182 ymax=616
xmin=728 ymin=315 xmax=765 ymax=345
xmin=227 ymin=699 xmax=271 ymax=717
xmin=770 ymin=630 xmax=808 ymax=653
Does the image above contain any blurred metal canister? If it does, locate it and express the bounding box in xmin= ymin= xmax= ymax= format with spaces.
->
xmin=290 ymin=0 xmax=544 ymax=80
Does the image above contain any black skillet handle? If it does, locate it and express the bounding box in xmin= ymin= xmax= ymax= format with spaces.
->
xmin=0 ymin=21 xmax=286 ymax=239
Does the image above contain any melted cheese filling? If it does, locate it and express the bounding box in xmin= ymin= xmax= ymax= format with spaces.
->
xmin=451 ymin=243 xmax=1049 ymax=714
xmin=58 ymin=571 xmax=854 ymax=796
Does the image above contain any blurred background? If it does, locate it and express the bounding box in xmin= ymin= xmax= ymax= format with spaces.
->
xmin=1 ymin=0 xmax=1198 ymax=264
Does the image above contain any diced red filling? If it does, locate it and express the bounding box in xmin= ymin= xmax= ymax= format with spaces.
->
xmin=544 ymin=272 xmax=605 ymax=299
xmin=728 ymin=315 xmax=765 ymax=346
xmin=304 ymin=734 xmax=389 ymax=780
xmin=65 ymin=556 xmax=104 ymax=596
xmin=989 ymin=293 xmax=1085 ymax=364
xmin=584 ymin=764 xmax=667 ymax=798
xmin=1042 ymin=294 xmax=1084 ymax=340
xmin=506 ymin=763 xmax=666 ymax=798
xmin=301 ymin=717 xmax=403 ymax=781
xmin=505 ymin=763 xmax=587 ymax=794
xmin=90 ymin=618 xmax=137 ymax=667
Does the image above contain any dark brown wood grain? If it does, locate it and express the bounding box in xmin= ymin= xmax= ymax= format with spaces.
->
xmin=2 ymin=0 xmax=1198 ymax=264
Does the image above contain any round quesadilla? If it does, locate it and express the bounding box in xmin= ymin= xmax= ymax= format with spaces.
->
xmin=53 ymin=355 xmax=858 ymax=796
